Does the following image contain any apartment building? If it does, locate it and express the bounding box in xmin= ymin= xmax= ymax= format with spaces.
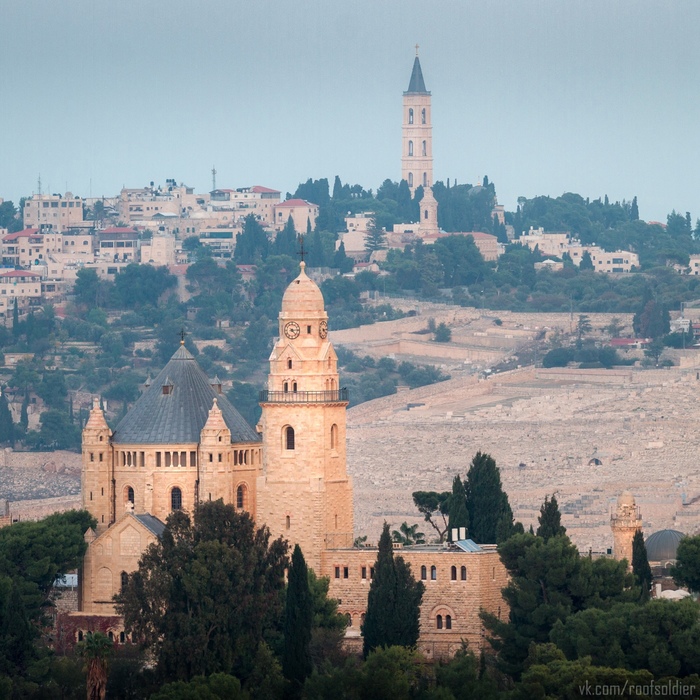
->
xmin=95 ymin=228 xmax=139 ymax=262
xmin=209 ymin=186 xmax=280 ymax=226
xmin=119 ymin=181 xmax=199 ymax=223
xmin=0 ymin=270 xmax=42 ymax=318
xmin=23 ymin=193 xmax=84 ymax=232
xmin=272 ymin=198 xmax=319 ymax=232
xmin=2 ymin=229 xmax=63 ymax=268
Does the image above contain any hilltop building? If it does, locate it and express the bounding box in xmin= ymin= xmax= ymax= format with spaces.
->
xmin=73 ymin=261 xmax=508 ymax=658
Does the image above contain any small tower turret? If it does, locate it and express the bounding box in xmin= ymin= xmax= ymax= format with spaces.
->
xmin=611 ymin=491 xmax=642 ymax=566
xmin=198 ymin=398 xmax=232 ymax=504
xmin=82 ymin=397 xmax=113 ymax=532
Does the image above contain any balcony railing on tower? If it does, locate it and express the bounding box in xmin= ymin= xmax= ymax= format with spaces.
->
xmin=259 ymin=388 xmax=349 ymax=404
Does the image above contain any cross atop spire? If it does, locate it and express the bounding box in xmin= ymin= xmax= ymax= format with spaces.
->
xmin=415 ymin=43 xmax=419 ymax=57
xmin=297 ymin=234 xmax=307 ymax=263
xmin=179 ymin=328 xmax=186 ymax=345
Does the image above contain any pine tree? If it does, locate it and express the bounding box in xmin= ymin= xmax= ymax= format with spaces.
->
xmin=364 ymin=217 xmax=386 ymax=256
xmin=580 ymin=251 xmax=594 ymax=271
xmin=631 ymin=530 xmax=652 ymax=601
xmin=283 ymin=544 xmax=313 ymax=694
xmin=447 ymin=475 xmax=469 ymax=540
xmin=536 ymin=495 xmax=566 ymax=541
xmin=465 ymin=452 xmax=513 ymax=544
xmin=362 ymin=523 xmax=424 ymax=656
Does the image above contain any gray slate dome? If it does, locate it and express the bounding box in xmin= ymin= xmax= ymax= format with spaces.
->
xmin=113 ymin=344 xmax=260 ymax=445
xmin=645 ymin=529 xmax=685 ymax=562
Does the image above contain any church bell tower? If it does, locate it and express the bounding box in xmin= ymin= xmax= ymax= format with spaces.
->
xmin=402 ymin=48 xmax=433 ymax=195
xmin=257 ymin=262 xmax=353 ymax=572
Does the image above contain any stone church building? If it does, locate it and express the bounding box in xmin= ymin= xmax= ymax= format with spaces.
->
xmin=73 ymin=260 xmax=507 ymax=657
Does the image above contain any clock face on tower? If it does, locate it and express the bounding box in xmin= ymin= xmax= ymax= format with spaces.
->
xmin=319 ymin=321 xmax=328 ymax=339
xmin=284 ymin=321 xmax=300 ymax=339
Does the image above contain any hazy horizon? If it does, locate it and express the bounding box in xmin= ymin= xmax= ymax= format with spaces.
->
xmin=2 ymin=0 xmax=699 ymax=223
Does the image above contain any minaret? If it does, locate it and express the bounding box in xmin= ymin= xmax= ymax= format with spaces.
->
xmin=402 ymin=47 xmax=433 ymax=195
xmin=611 ymin=491 xmax=642 ymax=566
xmin=257 ymin=261 xmax=353 ymax=572
xmin=82 ymin=397 xmax=113 ymax=532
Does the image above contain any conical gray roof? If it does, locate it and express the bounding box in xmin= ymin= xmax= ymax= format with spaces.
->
xmin=406 ymin=57 xmax=429 ymax=94
xmin=113 ymin=344 xmax=260 ymax=444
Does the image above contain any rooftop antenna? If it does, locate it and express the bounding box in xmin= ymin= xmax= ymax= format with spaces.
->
xmin=37 ymin=174 xmax=42 ymax=196
xmin=211 ymin=165 xmax=217 ymax=191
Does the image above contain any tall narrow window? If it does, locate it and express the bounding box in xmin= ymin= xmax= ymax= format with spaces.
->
xmin=446 ymin=615 xmax=452 ymax=630
xmin=424 ymin=209 xmax=428 ymax=220
xmin=408 ymin=108 xmax=414 ymax=124
xmin=408 ymin=140 xmax=414 ymax=156
xmin=408 ymin=172 xmax=413 ymax=187
xmin=286 ymin=515 xmax=291 ymax=530
xmin=285 ymin=426 xmax=295 ymax=450
xmin=284 ymin=382 xmax=288 ymax=393
xmin=422 ymin=140 xmax=426 ymax=156
xmin=423 ymin=172 xmax=428 ymax=187
xmin=431 ymin=565 xmax=437 ymax=580
xmin=171 ymin=487 xmax=182 ymax=511
xmin=421 ymin=565 xmax=427 ymax=580
xmin=451 ymin=566 xmax=457 ymax=581
xmin=437 ymin=615 xmax=443 ymax=630
xmin=330 ymin=424 xmax=338 ymax=449
xmin=287 ymin=358 xmax=292 ymax=369
xmin=236 ymin=484 xmax=246 ymax=509
xmin=421 ymin=108 xmax=426 ymax=124
xmin=461 ymin=566 xmax=467 ymax=581
xmin=120 ymin=571 xmax=128 ymax=592
xmin=127 ymin=486 xmax=134 ymax=504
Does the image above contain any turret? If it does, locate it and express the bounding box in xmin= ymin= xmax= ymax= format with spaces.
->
xmin=82 ymin=397 xmax=113 ymax=532
xmin=611 ymin=491 xmax=642 ymax=567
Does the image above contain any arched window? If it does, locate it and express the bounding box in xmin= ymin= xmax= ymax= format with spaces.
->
xmin=284 ymin=382 xmax=288 ymax=393
xmin=120 ymin=631 xmax=126 ymax=643
xmin=108 ymin=631 xmax=114 ymax=641
xmin=423 ymin=172 xmax=428 ymax=187
xmin=78 ymin=630 xmax=83 ymax=642
xmin=285 ymin=426 xmax=295 ymax=450
xmin=424 ymin=209 xmax=428 ymax=220
xmin=344 ymin=613 xmax=351 ymax=627
xmin=292 ymin=381 xmax=298 ymax=392
xmin=451 ymin=565 xmax=457 ymax=581
xmin=408 ymin=141 xmax=414 ymax=156
xmin=408 ymin=108 xmax=414 ymax=124
xmin=431 ymin=565 xmax=437 ymax=580
xmin=421 ymin=108 xmax=426 ymax=124
xmin=422 ymin=140 xmax=426 ymax=156
xmin=171 ymin=487 xmax=182 ymax=511
xmin=330 ymin=424 xmax=338 ymax=449
xmin=461 ymin=566 xmax=467 ymax=581
xmin=408 ymin=173 xmax=413 ymax=187
xmin=436 ymin=614 xmax=443 ymax=629
xmin=286 ymin=515 xmax=291 ymax=530
xmin=125 ymin=486 xmax=134 ymax=504
xmin=236 ymin=484 xmax=246 ymax=510
xmin=446 ymin=615 xmax=452 ymax=630
xmin=120 ymin=571 xmax=128 ymax=592
xmin=287 ymin=358 xmax=292 ymax=369
xmin=421 ymin=565 xmax=427 ymax=580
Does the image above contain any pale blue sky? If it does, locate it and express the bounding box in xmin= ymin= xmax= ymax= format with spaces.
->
xmin=2 ymin=0 xmax=699 ymax=222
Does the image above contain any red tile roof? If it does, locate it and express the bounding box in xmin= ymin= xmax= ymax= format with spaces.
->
xmin=0 ymin=270 xmax=41 ymax=278
xmin=276 ymin=199 xmax=317 ymax=208
xmin=251 ymin=186 xmax=280 ymax=194
xmin=3 ymin=228 xmax=39 ymax=242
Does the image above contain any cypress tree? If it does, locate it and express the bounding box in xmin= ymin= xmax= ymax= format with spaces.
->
xmin=12 ymin=299 xmax=18 ymax=339
xmin=631 ymin=196 xmax=639 ymax=220
xmin=465 ymin=452 xmax=512 ymax=544
xmin=0 ymin=389 xmax=15 ymax=447
xmin=632 ymin=530 xmax=652 ymax=601
xmin=20 ymin=392 xmax=28 ymax=432
xmin=447 ymin=475 xmax=469 ymax=540
xmin=283 ymin=544 xmax=313 ymax=694
xmin=362 ymin=523 xmax=424 ymax=656
xmin=536 ymin=494 xmax=566 ymax=542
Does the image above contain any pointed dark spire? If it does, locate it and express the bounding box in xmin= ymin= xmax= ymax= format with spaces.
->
xmin=405 ymin=56 xmax=430 ymax=95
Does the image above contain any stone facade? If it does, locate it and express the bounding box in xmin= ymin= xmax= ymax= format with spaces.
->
xmin=611 ymin=491 xmax=642 ymax=565
xmin=402 ymin=55 xmax=433 ymax=193
xmin=76 ymin=261 xmax=508 ymax=657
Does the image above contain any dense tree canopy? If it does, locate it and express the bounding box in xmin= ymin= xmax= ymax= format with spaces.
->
xmin=116 ymin=501 xmax=288 ymax=683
